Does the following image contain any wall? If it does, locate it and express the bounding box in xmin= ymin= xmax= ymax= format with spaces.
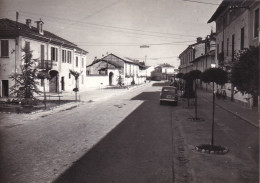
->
xmin=85 ymin=75 xmax=109 ymax=89
xmin=215 ymin=8 xmax=250 ymax=66
xmin=0 ymin=38 xmax=17 ymax=97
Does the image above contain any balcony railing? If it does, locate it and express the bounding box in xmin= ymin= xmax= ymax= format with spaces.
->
xmin=38 ymin=60 xmax=53 ymax=70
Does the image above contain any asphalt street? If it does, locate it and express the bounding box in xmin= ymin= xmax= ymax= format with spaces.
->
xmin=0 ymin=82 xmax=258 ymax=183
xmin=54 ymin=83 xmax=176 ymax=183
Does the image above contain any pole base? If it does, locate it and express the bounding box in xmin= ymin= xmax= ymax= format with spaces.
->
xmin=188 ymin=117 xmax=205 ymax=122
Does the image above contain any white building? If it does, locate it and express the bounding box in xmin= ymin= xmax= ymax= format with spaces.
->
xmin=208 ymin=0 xmax=259 ymax=105
xmin=86 ymin=54 xmax=146 ymax=88
xmin=0 ymin=18 xmax=88 ymax=97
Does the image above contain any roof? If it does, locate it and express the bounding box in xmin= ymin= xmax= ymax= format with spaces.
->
xmin=0 ymin=18 xmax=88 ymax=53
xmin=207 ymin=0 xmax=232 ymax=23
xmin=86 ymin=58 xmax=123 ymax=68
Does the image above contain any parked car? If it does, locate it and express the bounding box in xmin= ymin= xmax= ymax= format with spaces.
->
xmin=160 ymin=86 xmax=178 ymax=105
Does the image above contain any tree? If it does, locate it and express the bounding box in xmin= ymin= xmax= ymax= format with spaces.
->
xmin=117 ymin=74 xmax=124 ymax=87
xmin=201 ymin=68 xmax=228 ymax=146
xmin=188 ymin=70 xmax=202 ymax=120
xmin=182 ymin=72 xmax=195 ymax=107
xmin=37 ymin=70 xmax=51 ymax=109
xmin=231 ymin=46 xmax=259 ymax=107
xmin=69 ymin=70 xmax=82 ymax=101
xmin=9 ymin=44 xmax=40 ymax=105
xmin=176 ymin=73 xmax=184 ymax=95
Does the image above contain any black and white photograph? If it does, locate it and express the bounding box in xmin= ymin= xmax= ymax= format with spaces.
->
xmin=0 ymin=0 xmax=259 ymax=182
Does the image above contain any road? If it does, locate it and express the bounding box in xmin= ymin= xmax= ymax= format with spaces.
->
xmin=0 ymin=82 xmax=258 ymax=183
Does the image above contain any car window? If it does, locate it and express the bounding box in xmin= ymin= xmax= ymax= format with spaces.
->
xmin=163 ymin=88 xmax=176 ymax=92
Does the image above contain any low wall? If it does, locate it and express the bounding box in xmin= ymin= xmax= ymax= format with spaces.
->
xmin=85 ymin=75 xmax=109 ymax=89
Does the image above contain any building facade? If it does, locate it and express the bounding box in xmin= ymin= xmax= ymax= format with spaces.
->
xmin=208 ymin=0 xmax=259 ymax=105
xmin=86 ymin=54 xmax=145 ymax=88
xmin=0 ymin=18 xmax=88 ymax=97
xmin=179 ymin=35 xmax=216 ymax=74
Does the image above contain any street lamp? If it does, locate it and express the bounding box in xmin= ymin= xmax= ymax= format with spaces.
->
xmin=211 ymin=63 xmax=216 ymax=68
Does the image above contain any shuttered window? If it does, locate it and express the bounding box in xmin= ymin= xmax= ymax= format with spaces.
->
xmin=1 ymin=40 xmax=9 ymax=57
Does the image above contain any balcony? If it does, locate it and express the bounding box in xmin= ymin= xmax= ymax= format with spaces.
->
xmin=38 ymin=60 xmax=53 ymax=70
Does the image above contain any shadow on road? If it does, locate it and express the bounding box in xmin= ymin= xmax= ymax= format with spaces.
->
xmin=54 ymin=90 xmax=175 ymax=183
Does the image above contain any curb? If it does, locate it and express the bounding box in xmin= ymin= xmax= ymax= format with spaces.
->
xmin=214 ymin=102 xmax=259 ymax=128
xmin=201 ymin=95 xmax=258 ymax=128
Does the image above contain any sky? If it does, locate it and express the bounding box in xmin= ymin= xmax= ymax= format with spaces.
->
xmin=0 ymin=0 xmax=222 ymax=68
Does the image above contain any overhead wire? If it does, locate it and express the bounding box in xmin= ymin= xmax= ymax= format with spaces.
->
xmin=55 ymin=0 xmax=122 ymax=33
xmin=17 ymin=10 xmax=200 ymax=39
xmin=181 ymin=0 xmax=220 ymax=6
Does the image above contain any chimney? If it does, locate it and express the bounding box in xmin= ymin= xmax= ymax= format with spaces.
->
xmin=35 ymin=19 xmax=44 ymax=35
xmin=26 ymin=19 xmax=32 ymax=28
xmin=197 ymin=37 xmax=202 ymax=43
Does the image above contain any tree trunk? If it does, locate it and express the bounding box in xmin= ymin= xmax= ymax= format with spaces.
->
xmin=211 ymin=82 xmax=215 ymax=146
xmin=195 ymin=80 xmax=197 ymax=119
xmin=43 ymin=79 xmax=46 ymax=109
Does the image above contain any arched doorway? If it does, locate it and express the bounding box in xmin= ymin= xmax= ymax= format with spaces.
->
xmin=109 ymin=72 xmax=114 ymax=86
xmin=49 ymin=70 xmax=59 ymax=93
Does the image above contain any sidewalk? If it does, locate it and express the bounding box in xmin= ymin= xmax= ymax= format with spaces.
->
xmin=197 ymin=89 xmax=259 ymax=128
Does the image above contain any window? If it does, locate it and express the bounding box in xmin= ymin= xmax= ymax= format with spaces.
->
xmin=41 ymin=79 xmax=44 ymax=86
xmin=41 ymin=45 xmax=44 ymax=61
xmin=67 ymin=51 xmax=72 ymax=63
xmin=81 ymin=58 xmax=84 ymax=68
xmin=51 ymin=47 xmax=58 ymax=61
xmin=1 ymin=40 xmax=9 ymax=57
xmin=241 ymin=27 xmax=244 ymax=50
xmin=221 ymin=41 xmax=224 ymax=54
xmin=254 ymin=8 xmax=259 ymax=38
xmin=25 ymin=41 xmax=30 ymax=50
xmin=226 ymin=38 xmax=229 ymax=56
xmin=62 ymin=50 xmax=66 ymax=63
xmin=76 ymin=56 xmax=78 ymax=67
xmin=69 ymin=73 xmax=71 ymax=79
xmin=232 ymin=34 xmax=235 ymax=62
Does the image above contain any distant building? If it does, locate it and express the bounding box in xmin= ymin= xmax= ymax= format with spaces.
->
xmin=0 ymin=18 xmax=88 ymax=97
xmin=86 ymin=53 xmax=146 ymax=88
xmin=190 ymin=33 xmax=216 ymax=72
xmin=179 ymin=35 xmax=216 ymax=74
xmin=178 ymin=45 xmax=194 ymax=74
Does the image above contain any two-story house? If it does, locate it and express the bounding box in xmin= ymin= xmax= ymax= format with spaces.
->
xmin=0 ymin=18 xmax=88 ymax=97
xmin=208 ymin=0 xmax=259 ymax=104
xmin=178 ymin=44 xmax=194 ymax=74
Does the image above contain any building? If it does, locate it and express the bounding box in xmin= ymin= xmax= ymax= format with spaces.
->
xmin=208 ymin=0 xmax=259 ymax=105
xmin=0 ymin=18 xmax=88 ymax=97
xmin=86 ymin=53 xmax=146 ymax=88
xmin=179 ymin=35 xmax=216 ymax=73
xmin=160 ymin=63 xmax=175 ymax=80
xmin=190 ymin=33 xmax=216 ymax=72
xmin=179 ymin=45 xmax=194 ymax=74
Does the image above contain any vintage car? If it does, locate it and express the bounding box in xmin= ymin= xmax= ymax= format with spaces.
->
xmin=160 ymin=86 xmax=178 ymax=105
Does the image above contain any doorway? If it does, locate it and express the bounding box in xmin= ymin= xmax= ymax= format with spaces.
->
xmin=2 ymin=80 xmax=9 ymax=97
xmin=61 ymin=76 xmax=65 ymax=91
xmin=49 ymin=70 xmax=59 ymax=93
xmin=109 ymin=72 xmax=114 ymax=86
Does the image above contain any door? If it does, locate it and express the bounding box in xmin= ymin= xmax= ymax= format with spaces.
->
xmin=61 ymin=76 xmax=65 ymax=91
xmin=2 ymin=80 xmax=9 ymax=97
xmin=109 ymin=72 xmax=114 ymax=86
xmin=49 ymin=70 xmax=59 ymax=93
